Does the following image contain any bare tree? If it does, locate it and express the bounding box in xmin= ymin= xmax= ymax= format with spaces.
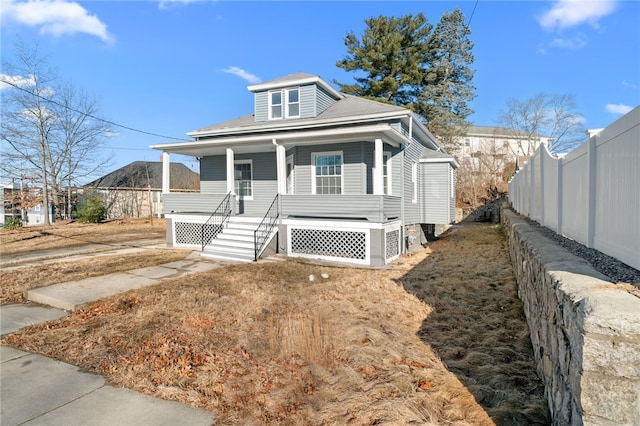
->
xmin=1 ymin=40 xmax=112 ymax=223
xmin=497 ymin=93 xmax=585 ymax=156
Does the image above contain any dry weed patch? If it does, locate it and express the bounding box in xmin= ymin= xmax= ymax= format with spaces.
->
xmin=0 ymin=249 xmax=190 ymax=305
xmin=2 ymin=222 xmax=547 ymax=425
xmin=4 ymin=257 xmax=496 ymax=425
xmin=0 ymin=219 xmax=166 ymax=256
xmin=400 ymin=223 xmax=549 ymax=425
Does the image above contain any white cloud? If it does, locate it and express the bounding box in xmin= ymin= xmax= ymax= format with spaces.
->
xmin=605 ymin=103 xmax=633 ymax=115
xmin=622 ymin=80 xmax=639 ymax=90
xmin=221 ymin=67 xmax=260 ymax=84
xmin=549 ymin=35 xmax=587 ymax=50
xmin=0 ymin=73 xmax=36 ymax=90
xmin=159 ymin=0 xmax=212 ymax=9
xmin=1 ymin=0 xmax=113 ymax=43
xmin=539 ymin=0 xmax=616 ymax=31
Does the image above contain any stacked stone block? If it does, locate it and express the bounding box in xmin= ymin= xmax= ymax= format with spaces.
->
xmin=502 ymin=209 xmax=640 ymax=425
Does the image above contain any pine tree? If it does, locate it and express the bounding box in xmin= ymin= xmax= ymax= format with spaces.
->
xmin=336 ymin=9 xmax=475 ymax=152
xmin=416 ymin=8 xmax=475 ymax=151
xmin=336 ymin=13 xmax=432 ymax=106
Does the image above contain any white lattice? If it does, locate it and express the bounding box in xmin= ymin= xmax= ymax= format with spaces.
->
xmin=175 ymin=222 xmax=220 ymax=246
xmin=290 ymin=228 xmax=366 ymax=260
xmin=385 ymin=229 xmax=400 ymax=261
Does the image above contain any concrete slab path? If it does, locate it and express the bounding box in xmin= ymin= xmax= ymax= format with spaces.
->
xmin=1 ymin=248 xmax=237 ymax=426
xmin=1 ymin=346 xmax=215 ymax=426
xmin=26 ymin=252 xmax=235 ymax=311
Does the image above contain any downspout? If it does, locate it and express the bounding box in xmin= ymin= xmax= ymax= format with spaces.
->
xmin=400 ymin=148 xmax=406 ymax=255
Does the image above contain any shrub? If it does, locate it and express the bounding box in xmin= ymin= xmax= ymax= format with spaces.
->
xmin=2 ymin=216 xmax=23 ymax=229
xmin=76 ymin=191 xmax=105 ymax=223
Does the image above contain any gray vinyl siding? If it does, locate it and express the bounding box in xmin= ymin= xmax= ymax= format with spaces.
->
xmin=199 ymin=153 xmax=277 ymax=215
xmin=253 ymin=83 xmax=335 ymax=122
xmin=300 ymin=85 xmax=316 ymax=118
xmin=363 ymin=142 xmax=373 ymax=194
xmin=316 ymin=86 xmax=336 ymax=115
xmin=419 ymin=162 xmax=453 ymax=224
xmin=200 ymin=156 xmax=227 ymax=193
xmin=234 ymin=152 xmax=278 ymax=215
xmin=254 ymin=91 xmax=268 ymax=122
xmin=403 ymin=142 xmax=425 ymax=225
xmin=294 ymin=142 xmax=367 ymax=195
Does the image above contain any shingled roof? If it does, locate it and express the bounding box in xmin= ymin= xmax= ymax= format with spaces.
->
xmin=190 ymin=95 xmax=409 ymax=135
xmin=86 ymin=161 xmax=199 ymax=191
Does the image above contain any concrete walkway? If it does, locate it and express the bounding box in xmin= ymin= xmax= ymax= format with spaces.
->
xmin=1 ymin=248 xmax=235 ymax=426
xmin=26 ymin=251 xmax=233 ymax=311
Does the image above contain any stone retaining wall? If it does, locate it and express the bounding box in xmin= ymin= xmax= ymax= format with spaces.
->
xmin=502 ymin=209 xmax=640 ymax=425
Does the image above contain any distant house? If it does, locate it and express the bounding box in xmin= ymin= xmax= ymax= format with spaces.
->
xmin=0 ymin=181 xmax=55 ymax=226
xmin=85 ymin=161 xmax=199 ymax=219
xmin=457 ymin=125 xmax=553 ymax=169
xmin=151 ymin=73 xmax=458 ymax=266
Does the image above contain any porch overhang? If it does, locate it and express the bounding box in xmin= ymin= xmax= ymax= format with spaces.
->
xmin=150 ymin=123 xmax=408 ymax=157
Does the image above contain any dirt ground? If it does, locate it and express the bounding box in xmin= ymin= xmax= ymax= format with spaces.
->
xmin=1 ymin=221 xmax=549 ymax=425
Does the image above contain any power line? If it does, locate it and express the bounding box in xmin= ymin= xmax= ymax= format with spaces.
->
xmin=468 ymin=0 xmax=479 ymax=27
xmin=1 ymin=79 xmax=185 ymax=141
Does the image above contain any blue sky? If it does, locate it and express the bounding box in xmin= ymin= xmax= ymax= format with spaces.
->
xmin=1 ymin=0 xmax=639 ymax=181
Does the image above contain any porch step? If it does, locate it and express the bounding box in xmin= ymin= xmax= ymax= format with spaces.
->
xmin=201 ymin=216 xmax=263 ymax=262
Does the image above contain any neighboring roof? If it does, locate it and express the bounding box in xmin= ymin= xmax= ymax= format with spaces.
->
xmin=190 ymin=94 xmax=410 ymax=136
xmin=420 ymin=149 xmax=460 ymax=168
xmin=86 ymin=161 xmax=199 ymax=190
xmin=466 ymin=125 xmax=550 ymax=139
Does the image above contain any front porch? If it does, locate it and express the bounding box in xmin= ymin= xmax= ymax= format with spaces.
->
xmin=163 ymin=193 xmax=402 ymax=266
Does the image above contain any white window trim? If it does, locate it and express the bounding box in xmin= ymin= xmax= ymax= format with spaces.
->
xmin=268 ymin=90 xmax=283 ymax=120
xmin=383 ymin=151 xmax=392 ymax=196
xmin=268 ymin=87 xmax=301 ymax=120
xmin=311 ymin=151 xmax=344 ymax=195
xmin=285 ymin=87 xmax=300 ymax=119
xmin=234 ymin=159 xmax=253 ymax=200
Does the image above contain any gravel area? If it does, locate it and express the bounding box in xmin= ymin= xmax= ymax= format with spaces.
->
xmin=523 ymin=217 xmax=640 ymax=285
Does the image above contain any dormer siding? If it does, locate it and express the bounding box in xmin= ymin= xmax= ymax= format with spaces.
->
xmin=253 ymin=83 xmax=338 ymax=123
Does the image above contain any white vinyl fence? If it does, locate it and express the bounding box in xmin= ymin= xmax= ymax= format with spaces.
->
xmin=509 ymin=106 xmax=640 ymax=271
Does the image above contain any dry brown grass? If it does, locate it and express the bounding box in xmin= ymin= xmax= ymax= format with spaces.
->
xmin=0 ymin=249 xmax=190 ymax=305
xmin=2 ymin=222 xmax=548 ymax=425
xmin=400 ymin=223 xmax=549 ymax=425
xmin=0 ymin=218 xmax=166 ymax=257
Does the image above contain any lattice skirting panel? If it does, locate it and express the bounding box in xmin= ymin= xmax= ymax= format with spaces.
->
xmin=288 ymin=226 xmax=370 ymax=265
xmin=385 ymin=229 xmax=400 ymax=262
xmin=173 ymin=220 xmax=221 ymax=247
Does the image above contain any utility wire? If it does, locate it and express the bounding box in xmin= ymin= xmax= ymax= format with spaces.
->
xmin=1 ymin=79 xmax=185 ymax=141
xmin=467 ymin=0 xmax=479 ymax=27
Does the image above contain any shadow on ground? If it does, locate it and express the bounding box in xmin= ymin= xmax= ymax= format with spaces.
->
xmin=397 ymin=222 xmax=550 ymax=426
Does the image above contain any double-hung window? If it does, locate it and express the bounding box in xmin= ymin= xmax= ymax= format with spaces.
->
xmin=268 ymin=88 xmax=300 ymax=119
xmin=234 ymin=160 xmax=253 ymax=198
xmin=269 ymin=91 xmax=282 ymax=119
xmin=286 ymin=88 xmax=299 ymax=118
xmin=312 ymin=152 xmax=342 ymax=195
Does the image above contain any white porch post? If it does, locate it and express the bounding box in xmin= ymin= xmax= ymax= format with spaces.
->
xmin=373 ymin=138 xmax=384 ymax=195
xmin=273 ymin=139 xmax=286 ymax=194
xmin=161 ymin=152 xmax=170 ymax=194
xmin=226 ymin=148 xmax=235 ymax=194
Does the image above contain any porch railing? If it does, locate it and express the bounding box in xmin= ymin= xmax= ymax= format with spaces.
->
xmin=201 ymin=192 xmax=232 ymax=251
xmin=254 ymin=194 xmax=279 ymax=261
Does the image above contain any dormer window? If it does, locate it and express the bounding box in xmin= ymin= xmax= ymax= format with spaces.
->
xmin=268 ymin=87 xmax=300 ymax=120
xmin=286 ymin=88 xmax=299 ymax=118
xmin=270 ymin=91 xmax=282 ymax=119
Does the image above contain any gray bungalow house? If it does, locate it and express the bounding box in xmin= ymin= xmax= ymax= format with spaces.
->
xmin=151 ymin=73 xmax=457 ymax=266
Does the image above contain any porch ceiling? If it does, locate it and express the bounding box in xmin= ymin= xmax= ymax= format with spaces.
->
xmin=151 ymin=124 xmax=408 ymax=158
